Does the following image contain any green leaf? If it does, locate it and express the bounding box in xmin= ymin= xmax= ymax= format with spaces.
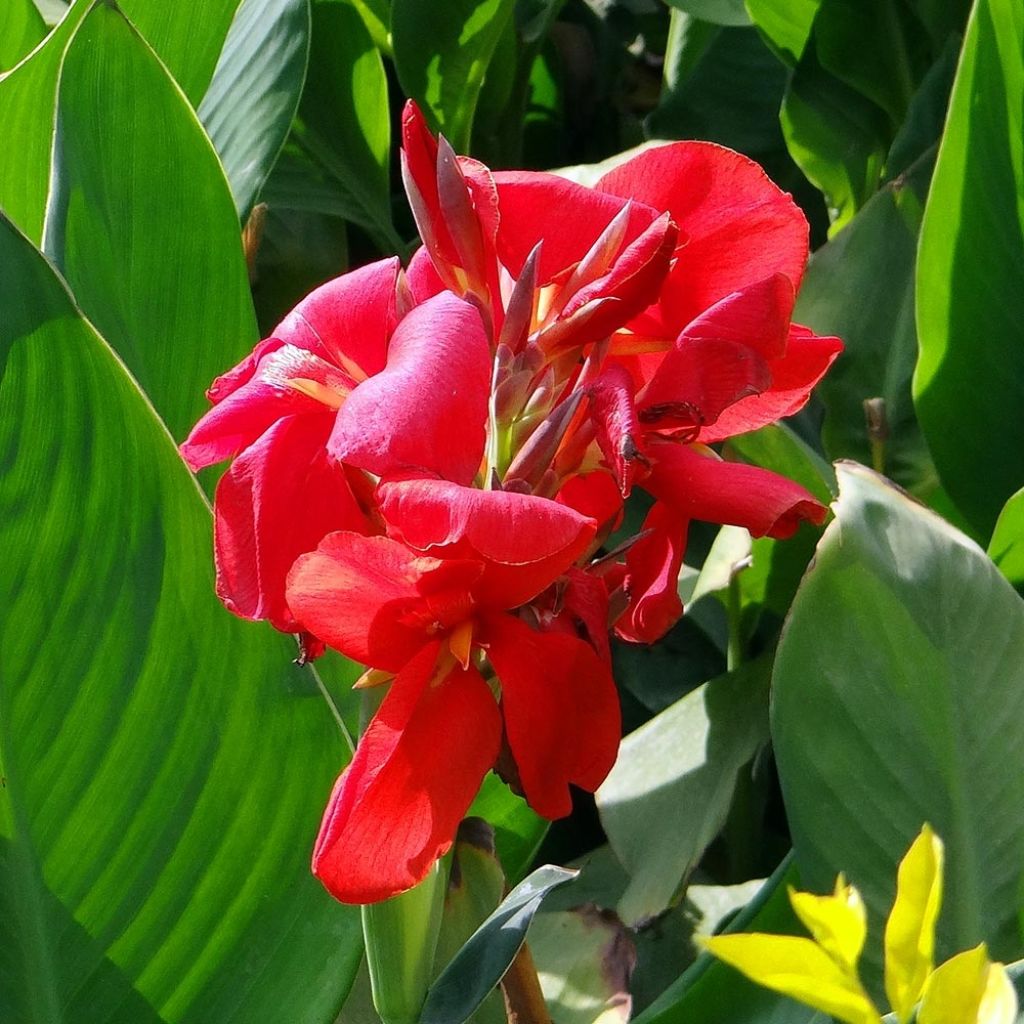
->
xmin=291 ymin=0 xmax=399 ymax=252
xmin=0 ymin=0 xmax=47 ymax=70
xmin=743 ymin=0 xmax=820 ymax=64
xmin=421 ymin=865 xmax=577 ymax=1024
xmin=43 ymin=1 xmax=259 ymax=442
xmin=796 ymin=164 xmax=933 ymax=490
xmin=780 ymin=36 xmax=890 ymax=230
xmin=647 ymin=21 xmax=789 ymax=157
xmin=198 ymin=0 xmax=311 ymax=219
xmin=467 ymin=773 xmax=548 ymax=885
xmin=596 ymin=658 xmax=771 ymax=925
xmin=529 ymin=906 xmax=636 ymax=1024
xmin=0 ymin=2 xmax=86 ymax=243
xmin=772 ymin=463 xmax=1024 ymax=993
xmin=0 ymin=213 xmax=360 ymax=1023
xmin=118 ymin=0 xmax=241 ymax=104
xmin=391 ymin=0 xmax=515 ymax=152
xmin=725 ymin=424 xmax=836 ymax=504
xmin=663 ymin=0 xmax=751 ymax=27
xmin=914 ymin=0 xmax=1024 ymax=537
xmin=989 ymin=487 xmax=1024 ymax=589
xmin=633 ymin=856 xmax=827 ymax=1024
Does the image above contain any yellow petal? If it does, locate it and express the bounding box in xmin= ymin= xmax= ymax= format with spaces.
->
xmin=918 ymin=944 xmax=989 ymax=1024
xmin=884 ymin=824 xmax=944 ymax=1023
xmin=789 ymin=876 xmax=868 ymax=972
xmin=703 ymin=933 xmax=881 ymax=1024
xmin=978 ymin=962 xmax=1019 ymax=1024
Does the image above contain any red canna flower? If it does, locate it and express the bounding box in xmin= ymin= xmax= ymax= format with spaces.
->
xmin=286 ymin=509 xmax=621 ymax=903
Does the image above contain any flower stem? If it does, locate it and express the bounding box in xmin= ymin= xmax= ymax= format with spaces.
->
xmin=501 ymin=942 xmax=552 ymax=1024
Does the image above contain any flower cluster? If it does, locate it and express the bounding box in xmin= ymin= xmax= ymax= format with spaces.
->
xmin=181 ymin=103 xmax=841 ymax=904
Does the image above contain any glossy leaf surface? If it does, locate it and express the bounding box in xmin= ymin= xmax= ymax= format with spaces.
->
xmin=773 ymin=464 xmax=1024 ymax=989
xmin=44 ymin=1 xmax=259 ymax=442
xmin=914 ymin=0 xmax=1024 ymax=536
xmin=0 ymin=213 xmax=360 ymax=1024
xmin=199 ymin=0 xmax=311 ymax=219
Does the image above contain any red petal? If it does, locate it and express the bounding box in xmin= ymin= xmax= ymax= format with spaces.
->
xmin=401 ymin=102 xmax=462 ymax=276
xmin=213 ymin=413 xmax=368 ymax=633
xmin=483 ymin=612 xmax=621 ymax=819
xmin=286 ymin=532 xmax=483 ymax=671
xmin=636 ymin=276 xmax=799 ymax=433
xmin=645 ymin=442 xmax=827 ymax=539
xmin=588 ymin=363 xmax=646 ymax=494
xmin=616 ymin=501 xmax=687 ymax=644
xmin=313 ymin=642 xmax=501 ymax=903
xmin=698 ymin=325 xmax=844 ymax=442
xmin=379 ymin=478 xmax=597 ymax=608
xmin=558 ymin=212 xmax=677 ymax=345
xmin=180 ymin=343 xmax=351 ymax=470
xmin=597 ymin=142 xmax=808 ymax=330
xmin=274 ymin=257 xmax=402 ymax=379
xmin=555 ymin=471 xmax=624 ymax=534
xmin=561 ymin=567 xmax=613 ymax=664
xmin=329 ymin=292 xmax=491 ymax=485
xmin=405 ymin=245 xmax=446 ymax=303
xmin=491 ymin=171 xmax=660 ymax=284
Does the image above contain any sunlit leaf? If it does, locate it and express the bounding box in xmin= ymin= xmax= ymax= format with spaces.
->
xmin=773 ymin=464 xmax=1024 ymax=992
xmin=43 ymin=1 xmax=259 ymax=441
xmin=914 ymin=0 xmax=1024 ymax=536
xmin=884 ymin=825 xmax=944 ymax=1023
xmin=199 ymin=0 xmax=311 ymax=219
xmin=0 ymin=212 xmax=360 ymax=1024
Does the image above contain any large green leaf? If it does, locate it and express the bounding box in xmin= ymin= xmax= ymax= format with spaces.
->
xmin=118 ymin=0 xmax=240 ymax=104
xmin=0 ymin=0 xmax=47 ymax=70
xmin=989 ymin=486 xmax=1024 ymax=589
xmin=391 ymin=0 xmax=515 ymax=153
xmin=290 ymin=0 xmax=400 ymax=252
xmin=43 ymin=1 xmax=259 ymax=442
xmin=595 ymin=658 xmax=771 ymax=926
xmin=198 ymin=0 xmax=311 ymax=219
xmin=914 ymin=0 xmax=1024 ymax=536
xmin=0 ymin=214 xmax=360 ymax=1022
xmin=772 ymin=463 xmax=1024 ymax=992
xmin=0 ymin=2 xmax=85 ymax=243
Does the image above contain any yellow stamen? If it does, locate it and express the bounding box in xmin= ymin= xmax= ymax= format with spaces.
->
xmin=353 ymin=667 xmax=395 ymax=689
xmin=287 ymin=377 xmax=347 ymax=409
xmin=448 ymin=619 xmax=475 ymax=670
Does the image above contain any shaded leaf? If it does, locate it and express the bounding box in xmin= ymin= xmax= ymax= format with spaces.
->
xmin=530 ymin=906 xmax=636 ymax=1024
xmin=43 ymin=1 xmax=259 ymax=441
xmin=773 ymin=463 xmax=1024 ymax=994
xmin=0 ymin=212 xmax=360 ymax=1024
xmin=663 ymin=0 xmax=750 ymax=27
xmin=632 ymin=856 xmax=827 ymax=1024
xmin=199 ymin=0 xmax=311 ymax=219
xmin=391 ymin=0 xmax=515 ymax=152
xmin=596 ymin=658 xmax=771 ymax=925
xmin=291 ymin=0 xmax=399 ymax=251
xmin=796 ymin=161 xmax=933 ymax=490
xmin=421 ymin=865 xmax=577 ymax=1024
xmin=914 ymin=0 xmax=1024 ymax=536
